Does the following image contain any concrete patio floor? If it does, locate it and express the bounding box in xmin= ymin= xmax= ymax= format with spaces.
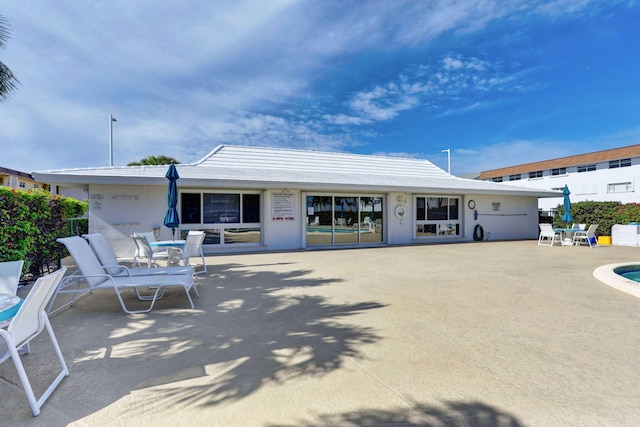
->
xmin=2 ymin=240 xmax=640 ymax=426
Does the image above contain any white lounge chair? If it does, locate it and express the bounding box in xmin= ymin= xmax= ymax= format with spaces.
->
xmin=52 ymin=237 xmax=198 ymax=314
xmin=83 ymin=233 xmax=194 ymax=277
xmin=0 ymin=268 xmax=69 ymax=416
xmin=573 ymin=224 xmax=599 ymax=247
xmin=538 ymin=223 xmax=561 ymax=246
xmin=180 ymin=231 xmax=207 ymax=275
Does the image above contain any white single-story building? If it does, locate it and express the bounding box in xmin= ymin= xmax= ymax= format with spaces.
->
xmin=33 ymin=145 xmax=559 ymax=257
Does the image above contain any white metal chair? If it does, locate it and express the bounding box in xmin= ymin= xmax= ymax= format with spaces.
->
xmin=0 ymin=260 xmax=24 ymax=295
xmin=181 ymin=231 xmax=207 ymax=275
xmin=538 ymin=223 xmax=561 ymax=246
xmin=83 ymin=233 xmax=194 ymax=276
xmin=131 ymin=234 xmax=170 ymax=268
xmin=1 ymin=260 xmax=29 ymax=353
xmin=0 ymin=260 xmax=25 ymax=327
xmin=51 ymin=237 xmax=198 ymax=315
xmin=573 ymin=224 xmax=599 ymax=247
xmin=0 ymin=268 xmax=68 ymax=416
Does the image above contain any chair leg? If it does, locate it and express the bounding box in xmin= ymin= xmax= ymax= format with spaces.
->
xmin=199 ymin=252 xmax=207 ymax=274
xmin=8 ymin=317 xmax=69 ymax=417
xmin=8 ymin=343 xmax=41 ymax=416
xmin=114 ymin=286 xmax=165 ymax=314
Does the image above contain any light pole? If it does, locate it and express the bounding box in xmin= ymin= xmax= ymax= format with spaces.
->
xmin=109 ymin=114 xmax=117 ymax=166
xmin=441 ymin=148 xmax=451 ymax=174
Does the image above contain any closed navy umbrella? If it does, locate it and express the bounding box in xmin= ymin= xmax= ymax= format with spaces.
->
xmin=561 ymin=184 xmax=573 ymax=224
xmin=163 ymin=162 xmax=180 ymax=240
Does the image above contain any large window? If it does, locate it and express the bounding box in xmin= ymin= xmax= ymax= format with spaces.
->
xmin=306 ymin=194 xmax=384 ymax=246
xmin=415 ymin=196 xmax=460 ymax=237
xmin=529 ymin=171 xmax=543 ymax=179
xmin=551 ymin=167 xmax=566 ymax=176
xmin=180 ymin=191 xmax=261 ymax=246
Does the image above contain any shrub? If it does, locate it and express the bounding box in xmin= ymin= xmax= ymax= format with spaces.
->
xmin=554 ymin=201 xmax=640 ymax=236
xmin=0 ymin=187 xmax=87 ymax=277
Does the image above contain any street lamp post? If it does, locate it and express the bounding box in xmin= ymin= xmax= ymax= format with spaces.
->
xmin=441 ymin=148 xmax=451 ymax=174
xmin=109 ymin=114 xmax=117 ymax=166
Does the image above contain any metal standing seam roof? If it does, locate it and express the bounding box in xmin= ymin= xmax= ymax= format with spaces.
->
xmin=32 ymin=145 xmax=560 ymax=197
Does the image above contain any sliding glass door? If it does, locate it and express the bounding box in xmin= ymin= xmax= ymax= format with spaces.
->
xmin=306 ymin=194 xmax=384 ymax=247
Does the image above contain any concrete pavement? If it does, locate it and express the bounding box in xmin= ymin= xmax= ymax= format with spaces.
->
xmin=1 ymin=240 xmax=640 ymax=426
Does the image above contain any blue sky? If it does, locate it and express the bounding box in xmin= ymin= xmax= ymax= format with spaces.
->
xmin=2 ymin=1 xmax=639 ymax=174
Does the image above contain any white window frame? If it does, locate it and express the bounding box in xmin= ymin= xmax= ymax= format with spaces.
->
xmin=528 ymin=170 xmax=543 ymax=180
xmin=607 ymin=182 xmax=633 ymax=193
xmin=609 ymin=158 xmax=631 ymax=169
xmin=415 ymin=195 xmax=461 ymax=239
xmin=577 ymin=164 xmax=596 ymax=173
xmin=179 ymin=189 xmax=264 ymax=247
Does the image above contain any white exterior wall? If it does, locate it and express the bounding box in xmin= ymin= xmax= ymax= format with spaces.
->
xmin=87 ymin=184 xmax=168 ymax=258
xmin=263 ymin=189 xmax=303 ymax=251
xmin=461 ymin=195 xmax=539 ymax=241
xmin=84 ymin=184 xmax=541 ymax=259
xmin=489 ymin=158 xmax=640 ymax=211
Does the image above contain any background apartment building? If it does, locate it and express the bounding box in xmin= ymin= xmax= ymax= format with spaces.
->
xmin=479 ymin=145 xmax=640 ymax=217
xmin=0 ymin=166 xmax=51 ymax=192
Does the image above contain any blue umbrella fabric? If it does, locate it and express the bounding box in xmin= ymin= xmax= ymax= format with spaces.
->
xmin=163 ymin=162 xmax=180 ymax=240
xmin=561 ymin=184 xmax=573 ymax=223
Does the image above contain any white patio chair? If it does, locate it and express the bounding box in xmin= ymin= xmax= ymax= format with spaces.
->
xmin=538 ymin=223 xmax=561 ymax=246
xmin=0 ymin=260 xmax=24 ymax=296
xmin=180 ymin=231 xmax=207 ymax=275
xmin=1 ymin=260 xmax=30 ymax=353
xmin=0 ymin=268 xmax=68 ymax=416
xmin=83 ymin=233 xmax=194 ymax=277
xmin=573 ymin=224 xmax=599 ymax=247
xmin=0 ymin=260 xmax=25 ymax=327
xmin=51 ymin=237 xmax=198 ymax=315
xmin=131 ymin=234 xmax=170 ymax=268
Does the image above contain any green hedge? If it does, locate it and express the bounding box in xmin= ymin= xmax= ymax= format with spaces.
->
xmin=554 ymin=201 xmax=640 ymax=236
xmin=0 ymin=187 xmax=87 ymax=277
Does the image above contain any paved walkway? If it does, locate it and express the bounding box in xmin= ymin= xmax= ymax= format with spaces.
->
xmin=2 ymin=241 xmax=640 ymax=426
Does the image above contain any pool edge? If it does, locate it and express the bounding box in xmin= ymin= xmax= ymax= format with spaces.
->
xmin=593 ymin=263 xmax=640 ymax=299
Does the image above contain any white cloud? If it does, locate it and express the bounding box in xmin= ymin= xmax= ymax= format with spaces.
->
xmin=323 ymin=54 xmax=531 ymax=127
xmin=0 ymin=0 xmax=633 ymax=172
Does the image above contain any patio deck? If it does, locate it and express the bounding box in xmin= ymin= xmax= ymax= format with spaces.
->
xmin=2 ymin=241 xmax=640 ymax=426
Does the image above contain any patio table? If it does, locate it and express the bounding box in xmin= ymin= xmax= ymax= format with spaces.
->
xmin=150 ymin=240 xmax=187 ymax=265
xmin=554 ymin=228 xmax=577 ymax=246
xmin=0 ymin=293 xmax=23 ymax=327
xmin=149 ymin=239 xmax=186 ymax=248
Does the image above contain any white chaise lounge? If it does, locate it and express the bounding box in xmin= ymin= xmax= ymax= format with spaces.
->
xmin=52 ymin=237 xmax=198 ymax=315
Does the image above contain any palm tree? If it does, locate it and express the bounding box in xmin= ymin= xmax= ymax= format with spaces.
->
xmin=0 ymin=15 xmax=19 ymax=102
xmin=127 ymin=155 xmax=180 ymax=166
